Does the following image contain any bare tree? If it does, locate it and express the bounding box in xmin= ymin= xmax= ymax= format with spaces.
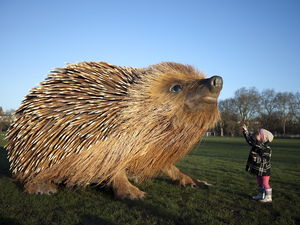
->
xmin=0 ymin=107 xmax=15 ymax=132
xmin=232 ymin=87 xmax=260 ymax=126
xmin=290 ymin=92 xmax=300 ymax=121
xmin=275 ymin=92 xmax=294 ymax=135
xmin=218 ymin=98 xmax=237 ymax=136
xmin=259 ymin=89 xmax=277 ymax=130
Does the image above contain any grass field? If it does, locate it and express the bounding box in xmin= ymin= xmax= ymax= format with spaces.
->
xmin=0 ymin=132 xmax=300 ymax=225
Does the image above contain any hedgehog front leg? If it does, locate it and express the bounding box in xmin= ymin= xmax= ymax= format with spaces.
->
xmin=112 ymin=169 xmax=146 ymax=200
xmin=161 ymin=164 xmax=212 ymax=188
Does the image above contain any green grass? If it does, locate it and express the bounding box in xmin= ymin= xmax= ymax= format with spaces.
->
xmin=1 ymin=132 xmax=300 ymax=225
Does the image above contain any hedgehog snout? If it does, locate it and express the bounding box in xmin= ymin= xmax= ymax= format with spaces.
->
xmin=198 ymin=76 xmax=223 ymax=95
xmin=185 ymin=76 xmax=223 ymax=111
xmin=208 ymin=76 xmax=223 ymax=94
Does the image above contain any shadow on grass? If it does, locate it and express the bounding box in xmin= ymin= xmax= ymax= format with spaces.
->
xmin=0 ymin=216 xmax=23 ymax=225
xmin=0 ymin=146 xmax=11 ymax=178
xmin=122 ymin=198 xmax=179 ymax=224
xmin=77 ymin=214 xmax=116 ymax=225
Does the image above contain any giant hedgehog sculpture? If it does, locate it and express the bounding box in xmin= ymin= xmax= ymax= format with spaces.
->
xmin=6 ymin=61 xmax=223 ymax=200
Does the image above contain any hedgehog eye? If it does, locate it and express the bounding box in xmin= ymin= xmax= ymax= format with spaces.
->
xmin=171 ymin=85 xmax=183 ymax=93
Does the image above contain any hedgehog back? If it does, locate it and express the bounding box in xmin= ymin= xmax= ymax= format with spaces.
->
xmin=5 ymin=61 xmax=140 ymax=175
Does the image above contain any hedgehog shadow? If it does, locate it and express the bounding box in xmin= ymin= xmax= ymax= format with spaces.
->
xmin=77 ymin=214 xmax=116 ymax=225
xmin=0 ymin=216 xmax=23 ymax=225
xmin=121 ymin=190 xmax=185 ymax=224
xmin=0 ymin=146 xmax=11 ymax=177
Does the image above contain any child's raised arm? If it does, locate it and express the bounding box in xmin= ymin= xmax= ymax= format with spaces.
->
xmin=242 ymin=124 xmax=255 ymax=146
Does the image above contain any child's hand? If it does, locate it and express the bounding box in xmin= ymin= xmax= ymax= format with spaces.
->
xmin=242 ymin=124 xmax=247 ymax=131
xmin=253 ymin=157 xmax=257 ymax=162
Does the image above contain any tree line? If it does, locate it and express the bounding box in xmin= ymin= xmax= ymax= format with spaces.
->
xmin=216 ymin=87 xmax=300 ymax=137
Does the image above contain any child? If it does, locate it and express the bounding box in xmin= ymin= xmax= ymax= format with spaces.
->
xmin=242 ymin=124 xmax=274 ymax=203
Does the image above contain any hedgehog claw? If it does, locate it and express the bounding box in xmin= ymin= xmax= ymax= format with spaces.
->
xmin=25 ymin=182 xmax=58 ymax=195
xmin=113 ymin=170 xmax=146 ymax=200
xmin=196 ymin=179 xmax=213 ymax=188
xmin=114 ymin=183 xmax=146 ymax=200
xmin=162 ymin=165 xmax=212 ymax=189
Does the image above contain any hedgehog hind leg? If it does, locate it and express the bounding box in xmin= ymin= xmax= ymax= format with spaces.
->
xmin=24 ymin=181 xmax=58 ymax=195
xmin=112 ymin=170 xmax=146 ymax=200
xmin=161 ymin=164 xmax=212 ymax=188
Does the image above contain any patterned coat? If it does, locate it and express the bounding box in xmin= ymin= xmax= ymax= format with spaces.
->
xmin=243 ymin=130 xmax=272 ymax=176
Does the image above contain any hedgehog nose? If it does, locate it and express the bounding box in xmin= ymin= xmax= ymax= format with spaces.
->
xmin=209 ymin=76 xmax=223 ymax=93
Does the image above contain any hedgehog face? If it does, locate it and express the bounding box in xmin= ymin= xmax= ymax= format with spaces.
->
xmin=183 ymin=76 xmax=223 ymax=111
xmin=125 ymin=63 xmax=222 ymax=129
xmin=148 ymin=72 xmax=223 ymax=113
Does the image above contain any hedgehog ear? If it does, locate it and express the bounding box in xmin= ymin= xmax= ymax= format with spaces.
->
xmin=171 ymin=85 xmax=183 ymax=93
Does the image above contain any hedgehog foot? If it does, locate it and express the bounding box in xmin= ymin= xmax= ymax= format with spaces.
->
xmin=24 ymin=181 xmax=58 ymax=195
xmin=194 ymin=179 xmax=212 ymax=188
xmin=112 ymin=170 xmax=146 ymax=200
xmin=162 ymin=164 xmax=212 ymax=188
xmin=178 ymin=174 xmax=212 ymax=188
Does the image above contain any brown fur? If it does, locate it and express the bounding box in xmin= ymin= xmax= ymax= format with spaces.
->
xmin=5 ymin=61 xmax=222 ymax=199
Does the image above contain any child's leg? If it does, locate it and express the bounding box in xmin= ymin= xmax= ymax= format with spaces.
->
xmin=256 ymin=175 xmax=263 ymax=187
xmin=259 ymin=176 xmax=272 ymax=202
xmin=253 ymin=175 xmax=264 ymax=200
xmin=262 ymin=176 xmax=270 ymax=189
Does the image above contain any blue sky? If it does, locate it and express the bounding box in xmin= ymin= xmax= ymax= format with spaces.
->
xmin=1 ymin=0 xmax=299 ymax=111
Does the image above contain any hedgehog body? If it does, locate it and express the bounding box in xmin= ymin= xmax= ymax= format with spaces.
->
xmin=5 ymin=61 xmax=223 ymax=199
